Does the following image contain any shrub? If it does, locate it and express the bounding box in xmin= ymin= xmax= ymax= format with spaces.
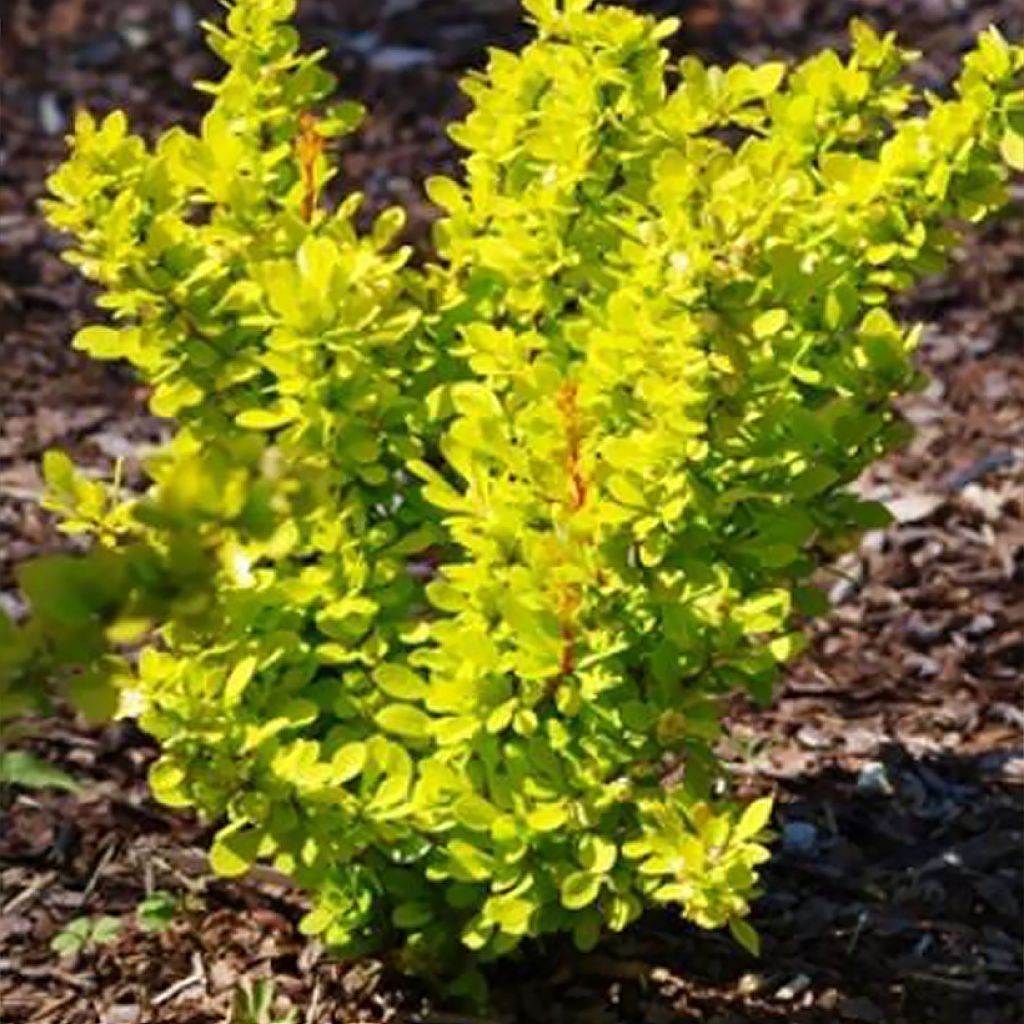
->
xmin=3 ymin=0 xmax=1021 ymax=992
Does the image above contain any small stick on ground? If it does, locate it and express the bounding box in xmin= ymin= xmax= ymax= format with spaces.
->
xmin=78 ymin=837 xmax=119 ymax=907
xmin=152 ymin=966 xmax=204 ymax=1007
xmin=2 ymin=870 xmax=57 ymax=916
xmin=304 ymin=978 xmax=322 ymax=1024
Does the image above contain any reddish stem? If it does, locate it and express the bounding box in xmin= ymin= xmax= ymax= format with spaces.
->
xmin=296 ymin=112 xmax=324 ymax=223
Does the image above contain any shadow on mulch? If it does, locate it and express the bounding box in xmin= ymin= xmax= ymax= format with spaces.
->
xmin=1 ymin=734 xmax=1020 ymax=1024
xmin=485 ymin=746 xmax=1023 ymax=1024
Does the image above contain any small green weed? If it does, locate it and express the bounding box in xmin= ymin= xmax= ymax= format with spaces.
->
xmin=50 ymin=915 xmax=121 ymax=957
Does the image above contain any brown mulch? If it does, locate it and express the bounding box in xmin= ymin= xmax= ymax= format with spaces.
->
xmin=1 ymin=1 xmax=1022 ymax=1022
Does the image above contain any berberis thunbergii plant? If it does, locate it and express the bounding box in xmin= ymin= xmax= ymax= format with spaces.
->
xmin=2 ymin=0 xmax=1021 ymax=994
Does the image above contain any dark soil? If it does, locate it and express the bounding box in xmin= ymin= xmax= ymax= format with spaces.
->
xmin=1 ymin=2 xmax=1022 ymax=1022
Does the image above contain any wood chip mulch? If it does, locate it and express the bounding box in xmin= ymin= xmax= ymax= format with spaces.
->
xmin=1 ymin=1 xmax=1022 ymax=1022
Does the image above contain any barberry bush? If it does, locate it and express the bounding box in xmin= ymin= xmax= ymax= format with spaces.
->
xmin=3 ymin=0 xmax=1021 ymax=992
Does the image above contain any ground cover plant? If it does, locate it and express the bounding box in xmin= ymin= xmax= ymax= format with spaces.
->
xmin=1 ymin=0 xmax=1021 ymax=1000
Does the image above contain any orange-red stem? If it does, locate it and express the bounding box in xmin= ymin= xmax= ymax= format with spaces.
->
xmin=296 ymin=112 xmax=324 ymax=223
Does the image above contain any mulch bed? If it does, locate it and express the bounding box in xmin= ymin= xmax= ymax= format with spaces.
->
xmin=1 ymin=1 xmax=1022 ymax=1022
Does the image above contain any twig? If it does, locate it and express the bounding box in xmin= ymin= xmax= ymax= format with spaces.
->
xmin=150 ymin=851 xmax=206 ymax=894
xmin=304 ymin=978 xmax=322 ymax=1024
xmin=192 ymin=950 xmax=208 ymax=998
xmin=2 ymin=870 xmax=57 ymax=915
xmin=152 ymin=969 xmax=204 ymax=1007
xmin=907 ymin=972 xmax=982 ymax=992
xmin=11 ymin=964 xmax=91 ymax=991
xmin=846 ymin=909 xmax=868 ymax=954
xmin=79 ymin=837 xmax=119 ymax=907
xmin=27 ymin=993 xmax=75 ymax=1024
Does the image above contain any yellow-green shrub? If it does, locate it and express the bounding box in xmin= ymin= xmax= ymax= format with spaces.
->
xmin=3 ymin=0 xmax=1021 ymax=994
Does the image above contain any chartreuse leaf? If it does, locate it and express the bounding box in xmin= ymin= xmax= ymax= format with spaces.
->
xmin=578 ymin=835 xmax=617 ymax=873
xmin=376 ymin=704 xmax=433 ymax=739
xmin=454 ymin=794 xmax=499 ymax=831
xmin=1000 ymin=131 xmax=1024 ymax=171
xmin=752 ymin=308 xmax=788 ymax=338
xmin=425 ymin=176 xmax=464 ymax=212
xmin=210 ymin=821 xmax=263 ymax=878
xmin=224 ymin=655 xmax=258 ymax=706
xmin=73 ymin=326 xmax=128 ymax=359
xmin=149 ymin=759 xmax=191 ymax=808
xmin=560 ymin=872 xmax=601 ymax=911
xmin=236 ymin=406 xmax=299 ymax=430
xmin=735 ymin=796 xmax=773 ymax=841
xmin=373 ymin=664 xmax=427 ymax=701
xmin=330 ymin=741 xmax=367 ymax=782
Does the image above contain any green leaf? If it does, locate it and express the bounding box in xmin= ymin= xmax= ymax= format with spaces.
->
xmin=42 ymin=450 xmax=76 ymax=494
xmin=0 ymin=751 xmax=81 ymax=793
xmin=91 ymin=915 xmax=122 ymax=945
xmin=487 ymin=894 xmax=534 ymax=935
xmin=606 ymin=474 xmax=645 ymax=507
xmin=425 ymin=176 xmax=464 ymax=211
xmin=392 ymin=901 xmax=433 ymax=929
xmin=150 ymin=377 xmax=202 ymax=417
xmin=572 ymin=910 xmax=602 ymax=952
xmin=728 ymin=916 xmax=761 ymax=956
xmin=68 ymin=668 xmax=120 ymax=723
xmin=373 ymin=207 xmax=406 ymax=248
xmin=50 ymin=917 xmax=92 ymax=956
xmin=136 ymin=892 xmax=177 ymax=933
xmin=434 ymin=715 xmax=480 ymax=745
xmin=317 ymin=596 xmax=379 ymax=641
xmin=320 ymin=99 xmax=365 ymax=137
xmin=824 ymin=281 xmax=859 ymax=330
xmin=735 ymin=590 xmax=791 ymax=632
xmin=768 ymin=632 xmax=806 ymax=662
xmin=447 ymin=840 xmax=494 ymax=881
xmin=298 ymin=906 xmax=334 ymax=937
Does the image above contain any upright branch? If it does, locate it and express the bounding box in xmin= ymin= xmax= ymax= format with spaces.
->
xmin=558 ymin=381 xmax=588 ymax=514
